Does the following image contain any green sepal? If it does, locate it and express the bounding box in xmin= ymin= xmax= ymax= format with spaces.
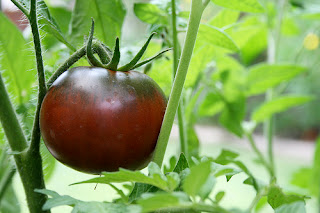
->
xmin=92 ymin=40 xmax=111 ymax=64
xmin=86 ymin=19 xmax=104 ymax=67
xmin=106 ymin=38 xmax=121 ymax=71
xmin=132 ymin=48 xmax=172 ymax=70
xmin=118 ymin=32 xmax=156 ymax=71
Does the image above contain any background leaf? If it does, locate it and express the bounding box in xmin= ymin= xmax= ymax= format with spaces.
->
xmin=210 ymin=0 xmax=264 ymax=13
xmin=275 ymin=201 xmax=306 ymax=213
xmin=246 ymin=64 xmax=307 ymax=95
xmin=198 ymin=24 xmax=239 ymax=52
xmin=252 ymin=96 xmax=313 ymax=122
xmin=14 ymin=0 xmax=73 ymax=49
xmin=0 ymin=12 xmax=35 ymax=104
xmin=182 ymin=161 xmax=212 ymax=197
xmin=70 ymin=0 xmax=126 ymax=48
xmin=133 ymin=3 xmax=167 ymax=24
xmin=74 ymin=162 xmax=178 ymax=192
xmin=36 ymin=189 xmax=141 ymax=213
xmin=208 ymin=9 xmax=240 ymax=28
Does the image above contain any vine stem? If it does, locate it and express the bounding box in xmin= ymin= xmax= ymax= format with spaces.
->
xmin=245 ymin=132 xmax=274 ymax=177
xmin=171 ymin=0 xmax=188 ymax=158
xmin=153 ymin=0 xmax=208 ymax=167
xmin=17 ymin=0 xmax=49 ymax=211
xmin=264 ymin=0 xmax=287 ymax=179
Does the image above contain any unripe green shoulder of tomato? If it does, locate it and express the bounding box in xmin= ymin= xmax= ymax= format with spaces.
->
xmin=40 ymin=66 xmax=167 ymax=174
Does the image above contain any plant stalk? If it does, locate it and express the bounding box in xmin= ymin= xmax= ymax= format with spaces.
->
xmin=264 ymin=0 xmax=287 ymax=179
xmin=0 ymin=74 xmax=49 ymax=213
xmin=153 ymin=0 xmax=208 ymax=167
xmin=171 ymin=0 xmax=188 ymax=158
xmin=24 ymin=0 xmax=50 ymax=211
xmin=47 ymin=41 xmax=113 ymax=87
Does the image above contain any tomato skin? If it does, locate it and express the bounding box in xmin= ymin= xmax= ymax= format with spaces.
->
xmin=40 ymin=66 xmax=167 ymax=174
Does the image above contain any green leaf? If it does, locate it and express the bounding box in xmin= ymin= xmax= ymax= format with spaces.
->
xmin=164 ymin=156 xmax=178 ymax=174
xmin=36 ymin=189 xmax=141 ymax=212
xmin=267 ymin=185 xmax=306 ymax=209
xmin=246 ymin=64 xmax=307 ymax=95
xmin=13 ymin=0 xmax=74 ymax=50
xmin=0 ymin=184 xmax=20 ymax=213
xmin=275 ymin=201 xmax=306 ymax=213
xmin=219 ymin=97 xmax=245 ymax=137
xmin=173 ymin=153 xmax=190 ymax=174
xmin=241 ymin=27 xmax=267 ymax=65
xmin=73 ymin=162 xmax=179 ymax=192
xmin=70 ymin=0 xmax=126 ymax=48
xmin=215 ymin=191 xmax=225 ymax=203
xmin=213 ymin=150 xmax=259 ymax=191
xmin=199 ymin=92 xmax=224 ymax=117
xmin=300 ymin=12 xmax=320 ymax=19
xmin=40 ymin=142 xmax=56 ymax=182
xmin=290 ymin=168 xmax=312 ymax=192
xmin=198 ymin=175 xmax=216 ymax=200
xmin=128 ymin=183 xmax=160 ymax=203
xmin=210 ymin=0 xmax=264 ymax=13
xmin=133 ymin=3 xmax=167 ymax=24
xmin=211 ymin=163 xmax=241 ymax=181
xmin=252 ymin=96 xmax=313 ymax=122
xmin=281 ymin=17 xmax=300 ymax=36
xmin=48 ymin=7 xmax=72 ymax=35
xmin=183 ymin=161 xmax=212 ymax=197
xmin=208 ymin=9 xmax=240 ymax=28
xmin=215 ymin=149 xmax=239 ymax=165
xmin=138 ymin=192 xmax=189 ymax=213
xmin=198 ymin=24 xmax=239 ymax=51
xmin=186 ymin=126 xmax=200 ymax=159
xmin=186 ymin=44 xmax=216 ymax=88
xmin=0 ymin=12 xmax=35 ymax=104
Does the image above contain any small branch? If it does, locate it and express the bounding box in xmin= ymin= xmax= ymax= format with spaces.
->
xmin=153 ymin=0 xmax=208 ymax=166
xmin=246 ymin=132 xmax=274 ymax=177
xmin=47 ymin=46 xmax=86 ymax=87
xmin=47 ymin=42 xmax=109 ymax=88
xmin=248 ymin=187 xmax=268 ymax=211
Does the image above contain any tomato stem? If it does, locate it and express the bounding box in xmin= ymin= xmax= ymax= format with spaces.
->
xmin=153 ymin=0 xmax=209 ymax=167
xmin=264 ymin=0 xmax=287 ymax=180
xmin=171 ymin=0 xmax=188 ymax=159
xmin=47 ymin=40 xmax=110 ymax=88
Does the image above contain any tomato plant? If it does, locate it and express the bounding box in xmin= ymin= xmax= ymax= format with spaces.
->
xmin=40 ymin=66 xmax=167 ymax=173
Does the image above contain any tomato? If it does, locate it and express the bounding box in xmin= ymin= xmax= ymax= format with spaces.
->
xmin=40 ymin=66 xmax=167 ymax=174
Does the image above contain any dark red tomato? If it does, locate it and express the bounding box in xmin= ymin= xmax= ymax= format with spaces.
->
xmin=40 ymin=66 xmax=167 ymax=174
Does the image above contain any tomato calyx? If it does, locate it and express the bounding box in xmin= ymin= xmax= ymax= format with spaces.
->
xmin=86 ymin=19 xmax=171 ymax=72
